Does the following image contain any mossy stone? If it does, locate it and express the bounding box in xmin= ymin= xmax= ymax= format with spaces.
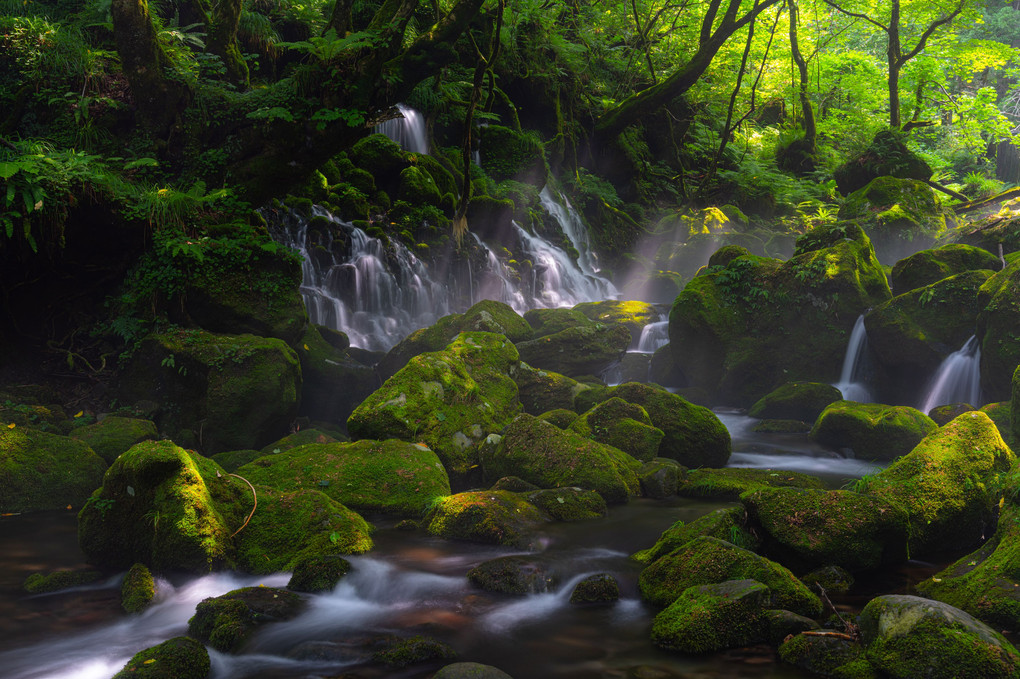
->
xmin=752 ymin=419 xmax=812 ymax=433
xmin=349 ymin=133 xmax=407 ymax=183
xmin=396 ymin=166 xmax=442 ymax=206
xmin=638 ymin=536 xmax=822 ymax=616
xmin=976 ymin=260 xmax=1020 ymax=401
xmin=525 ymin=487 xmax=607 ymax=521
xmin=651 ymin=579 xmax=770 ymax=653
xmin=535 ymin=408 xmax=579 ymax=428
xmin=431 ymin=663 xmax=514 ymax=679
xmin=374 ymin=635 xmax=457 ymax=667
xmin=71 ymin=416 xmax=158 ymax=465
xmin=1013 ymin=366 xmax=1020 ymax=444
xmin=111 ymin=636 xmax=210 ymax=679
xmin=833 ymin=130 xmax=933 ymax=196
xmin=679 ymin=467 xmax=824 ymax=501
xmin=637 ymin=458 xmax=682 ymax=499
xmin=287 ymin=554 xmax=351 ymax=593
xmin=514 ymin=363 xmax=589 ymax=415
xmin=523 ymin=307 xmax=592 ymax=339
xmin=779 ymin=633 xmax=866 ymax=678
xmin=981 ymin=401 xmax=1013 ymax=445
xmin=801 ymin=565 xmax=855 ymax=595
xmin=23 ymin=568 xmax=102 ymax=593
xmin=121 ymin=562 xmax=156 ymax=613
xmin=0 ymin=426 xmax=106 ymax=513
xmin=467 ymin=555 xmax=555 ymax=595
xmin=478 ymin=125 xmax=546 ymax=185
xmin=569 ymin=573 xmax=619 ymax=604
xmin=748 ymin=382 xmax=843 ymax=422
xmin=632 ymin=507 xmax=752 ymax=565
xmin=210 ymin=449 xmax=263 ymax=473
xmin=515 ymin=323 xmax=632 ymax=378
xmin=929 ymin=403 xmax=977 ymax=426
xmin=259 ymin=428 xmax=339 ymax=455
xmin=295 ymin=323 xmax=378 ymax=425
xmin=238 ymin=439 xmax=450 ymax=517
xmin=568 ymin=397 xmax=664 ymax=461
xmin=573 ymin=300 xmax=660 ymax=345
xmin=891 ymin=244 xmax=1000 ymax=294
xmin=188 ymin=586 xmax=304 ymax=652
xmin=810 ymin=401 xmax=937 ymax=461
xmin=423 ymin=490 xmax=546 ymax=548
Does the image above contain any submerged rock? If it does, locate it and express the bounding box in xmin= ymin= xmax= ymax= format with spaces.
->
xmin=111 ymin=636 xmax=210 ymax=679
xmin=570 ymin=573 xmax=619 ymax=604
xmin=525 ymin=487 xmax=607 ymax=521
xmin=432 ymin=662 xmax=515 ymax=679
xmin=423 ymin=490 xmax=546 ymax=548
xmin=779 ymin=633 xmax=865 ymax=678
xmin=637 ymin=459 xmax=682 ymax=499
xmin=467 ymin=555 xmax=555 ymax=595
xmin=188 ymin=586 xmax=304 ymax=652
xmin=23 ymin=568 xmax=102 ymax=594
xmin=810 ymin=401 xmax=937 ymax=460
xmin=373 ymin=634 xmax=457 ymax=667
xmin=0 ymin=426 xmax=106 ymax=513
xmin=651 ymin=579 xmax=770 ymax=654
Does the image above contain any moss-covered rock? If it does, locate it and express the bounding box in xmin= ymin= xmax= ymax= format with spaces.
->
xmin=573 ymin=300 xmax=660 ymax=346
xmin=238 ymin=439 xmax=450 ymax=517
xmin=23 ymin=568 xmax=102 ymax=593
xmin=833 ymin=130 xmax=932 ymax=196
xmin=632 ymin=507 xmax=754 ymax=565
xmin=422 ymin=490 xmax=546 ymax=548
xmin=800 ymin=565 xmax=855 ymax=595
xmin=515 ymin=322 xmax=632 ymax=378
xmin=779 ymin=633 xmax=867 ymax=678
xmin=295 ymin=324 xmax=378 ymax=425
xmin=349 ymin=134 xmax=408 ymax=184
xmin=863 ymin=411 xmax=1015 ymax=557
xmin=432 ymin=663 xmax=514 ymax=679
xmin=121 ymin=562 xmax=156 ymax=613
xmin=188 ymin=586 xmax=304 ymax=652
xmin=348 ymin=332 xmax=522 ymax=481
xmin=0 ymin=426 xmax=106 ymax=513
xmin=513 ymin=363 xmax=589 ymax=415
xmin=209 ymin=449 xmax=263 ymax=473
xmin=679 ymin=467 xmax=824 ymax=501
xmin=71 ymin=416 xmax=158 ymax=465
xmin=858 ymin=595 xmax=1020 ymax=678
xmin=525 ymin=487 xmax=607 ymax=521
xmin=396 ymin=166 xmax=442 ymax=206
xmin=651 ymin=579 xmax=770 ymax=653
xmin=569 ymin=573 xmax=619 ymax=604
xmin=982 ymin=400 xmax=1013 ymax=445
xmin=891 ymin=244 xmax=1000 ymax=294
xmin=742 ymin=487 xmax=908 ymax=572
xmin=479 ymin=125 xmax=546 ymax=185
xmin=1013 ymin=366 xmax=1020 ymax=444
xmin=535 ymin=408 xmax=579 ymax=428
xmin=568 ymin=397 xmax=664 ymax=462
xmin=748 ymin=382 xmax=844 ymax=422
xmin=637 ymin=458 xmax=682 ymax=499
xmin=522 ymin=307 xmax=592 ymax=339
xmin=374 ymin=635 xmax=457 ymax=667
xmin=638 ymin=536 xmax=822 ymax=616
xmin=810 ymin=401 xmax=937 ymax=460
xmin=467 ymin=555 xmax=555 ymax=595
xmin=259 ymin=428 xmax=340 ymax=455
xmin=117 ymin=329 xmax=301 ymax=454
xmin=669 ymin=223 xmax=891 ymax=406
xmin=111 ymin=636 xmax=210 ymax=679
xmin=977 ymin=259 xmax=1020 ymax=401
xmin=287 ymin=554 xmax=351 ymax=593
xmin=480 ymin=414 xmax=639 ymax=505
xmin=929 ymin=403 xmax=977 ymax=426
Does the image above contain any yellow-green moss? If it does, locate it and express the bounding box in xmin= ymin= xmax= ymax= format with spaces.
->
xmin=70 ymin=416 xmax=158 ymax=465
xmin=423 ymin=490 xmax=546 ymax=548
xmin=121 ymin=562 xmax=156 ymax=613
xmin=810 ymin=401 xmax=937 ymax=460
xmin=111 ymin=636 xmax=210 ymax=679
xmin=1 ymin=426 xmax=106 ymax=513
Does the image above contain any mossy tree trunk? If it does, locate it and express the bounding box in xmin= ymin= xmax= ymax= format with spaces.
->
xmin=207 ymin=0 xmax=249 ymax=88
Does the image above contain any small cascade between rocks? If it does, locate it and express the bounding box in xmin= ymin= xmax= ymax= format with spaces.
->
xmin=374 ymin=103 xmax=429 ymax=154
xmin=833 ymin=315 xmax=874 ymax=402
xmin=636 ymin=318 xmax=669 ymax=353
xmin=918 ymin=335 xmax=982 ymax=414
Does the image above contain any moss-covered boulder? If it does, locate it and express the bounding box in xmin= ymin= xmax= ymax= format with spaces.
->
xmin=800 ymin=565 xmax=855 ymax=595
xmin=567 ymin=397 xmax=664 ymax=461
xmin=946 ymin=210 xmax=1020 ymax=257
xmin=891 ymin=244 xmax=1000 ymax=294
xmin=432 ymin=663 xmax=514 ymax=679
xmin=515 ymin=322 xmax=631 ymax=378
xmin=111 ymin=636 xmax=210 ymax=679
xmin=679 ymin=468 xmax=825 ymax=501
xmin=349 ymin=133 xmax=408 ymax=185
xmin=573 ymin=300 xmax=660 ymax=346
xmin=864 ymin=270 xmax=991 ymax=401
xmin=374 ymin=635 xmax=457 ymax=667
xmin=569 ymin=573 xmax=619 ymax=604
xmin=748 ymin=382 xmax=844 ymax=423
xmin=810 ymin=401 xmax=937 ymax=460
xmin=742 ymin=487 xmax=908 ymax=572
xmin=70 ymin=416 xmax=158 ymax=465
xmin=522 ymin=307 xmax=592 ymax=338
xmin=632 ymin=507 xmax=754 ymax=565
xmin=209 ymin=449 xmax=263 ymax=473
xmin=535 ymin=408 xmax=579 ymax=428
xmin=779 ymin=633 xmax=867 ymax=678
xmin=238 ymin=439 xmax=450 ymax=517
xmin=513 ymin=363 xmax=589 ymax=415
xmin=637 ymin=458 xmax=682 ymax=499
xmin=396 ymin=165 xmax=442 ymax=206
xmin=525 ymin=487 xmax=607 ymax=521
xmin=467 ymin=555 xmax=555 ymax=595
xmin=638 ymin=536 xmax=822 ymax=616
xmin=929 ymin=403 xmax=977 ymax=426
xmin=858 ymin=595 xmax=1020 ymax=678
xmin=377 ymin=301 xmax=532 ymax=380
xmin=188 ymin=586 xmax=304 ymax=652
xmin=295 ymin=324 xmax=378 ymax=425
xmin=651 ymin=579 xmax=770 ymax=653
xmin=117 ymin=329 xmax=301 ymax=454
xmin=121 ymin=562 xmax=156 ymax=613
xmin=287 ymin=554 xmax=351 ymax=593
xmin=1 ymin=426 xmax=106 ymax=513
xmin=422 ymin=490 xmax=546 ymax=548
xmin=668 ymin=222 xmax=891 ymax=406
xmin=603 ymin=382 xmax=730 ymax=468
xmin=983 ymin=400 xmax=1013 ymax=445
xmin=23 ymin=568 xmax=102 ymax=593
xmin=977 ymin=259 xmax=1020 ymax=401
xmin=479 ymin=125 xmax=546 ymax=185
xmin=348 ymin=332 xmax=522 ymax=480
xmin=259 ymin=428 xmax=340 ymax=455
xmin=863 ymin=411 xmax=1015 ymax=557
xmin=833 ymin=130 xmax=933 ymax=196
xmin=480 ymin=414 xmax=639 ymax=505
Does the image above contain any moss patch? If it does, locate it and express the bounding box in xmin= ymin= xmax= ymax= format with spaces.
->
xmin=111 ymin=636 xmax=210 ymax=679
xmin=1 ymin=426 xmax=106 ymax=513
xmin=651 ymin=579 xmax=770 ymax=653
xmin=71 ymin=416 xmax=158 ymax=465
xmin=680 ymin=468 xmax=824 ymax=501
xmin=188 ymin=586 xmax=304 ymax=652
xmin=568 ymin=397 xmax=664 ymax=461
xmin=810 ymin=401 xmax=937 ymax=461
xmin=423 ymin=490 xmax=546 ymax=548
xmin=121 ymin=562 xmax=156 ymax=613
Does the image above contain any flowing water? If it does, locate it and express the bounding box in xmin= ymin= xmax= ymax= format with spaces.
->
xmin=918 ymin=335 xmax=982 ymax=414
xmin=832 ymin=315 xmax=874 ymax=402
xmin=375 ymin=104 xmax=429 ymax=155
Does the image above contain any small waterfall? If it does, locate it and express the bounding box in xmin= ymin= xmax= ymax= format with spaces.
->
xmin=512 ymin=221 xmax=616 ymax=307
xmin=918 ymin=335 xmax=982 ymax=414
xmin=468 ymin=233 xmax=528 ymax=313
xmin=539 ymin=187 xmax=610 ymax=280
xmin=375 ymin=103 xmax=428 ymax=154
xmin=636 ymin=319 xmax=669 ymax=353
xmin=834 ymin=315 xmax=873 ymax=402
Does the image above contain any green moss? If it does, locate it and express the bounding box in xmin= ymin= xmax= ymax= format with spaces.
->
xmin=651 ymin=579 xmax=770 ymax=653
xmin=396 ymin=166 xmax=443 ymax=206
xmin=210 ymin=449 xmax=263 ymax=473
xmin=838 ymin=177 xmax=949 ymax=248
xmin=748 ymin=382 xmax=843 ymax=422
xmin=680 ymin=468 xmax=825 ymax=501
xmin=977 ymin=260 xmax=1020 ymax=400
xmin=779 ymin=633 xmax=866 ymax=677
xmin=296 ymin=323 xmax=377 ymax=425
xmin=111 ymin=636 xmax=210 ymax=679
xmin=568 ymin=397 xmax=664 ymax=461
xmin=632 ymin=507 xmax=753 ymax=565
xmin=467 ymin=555 xmax=554 ymax=595
xmin=525 ymin=487 xmax=607 ymax=521
xmin=515 ymin=323 xmax=632 ymax=378
xmin=287 ymin=554 xmax=351 ymax=593
xmin=535 ymin=408 xmax=579 ymax=428
xmin=810 ymin=401 xmax=937 ymax=461
xmin=423 ymin=490 xmax=546 ymax=548
xmin=478 ymin=125 xmax=546 ymax=184
xmin=238 ymin=439 xmax=450 ymax=517
xmin=349 ymin=133 xmax=407 ymax=180
xmin=0 ymin=426 xmax=106 ymax=513
xmin=70 ymin=416 xmax=158 ymax=465
xmin=23 ymin=568 xmax=102 ymax=593
xmin=523 ymin=307 xmax=592 ymax=339
xmin=188 ymin=586 xmax=304 ymax=652
xmin=569 ymin=573 xmax=619 ymax=604
xmin=637 ymin=458 xmax=682 ymax=499
xmin=572 ymin=300 xmax=660 ymax=344
xmin=514 ymin=363 xmax=588 ymax=416
xmin=891 ymin=244 xmax=1000 ymax=294
xmin=121 ymin=562 xmax=156 ymax=613
xmin=374 ymin=635 xmax=457 ymax=667
xmin=752 ymin=419 xmax=812 ymax=433
xmin=638 ymin=536 xmax=822 ymax=616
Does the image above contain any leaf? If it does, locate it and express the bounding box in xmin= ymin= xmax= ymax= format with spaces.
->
xmin=7 ymin=423 xmax=15 ymax=428
xmin=0 ymin=161 xmax=21 ymax=179
xmin=74 ymin=410 xmax=84 ymax=418
xmin=303 ymin=344 xmax=310 ymax=351
xmin=127 ymin=485 xmax=135 ymax=497
xmin=124 ymin=157 xmax=159 ymax=170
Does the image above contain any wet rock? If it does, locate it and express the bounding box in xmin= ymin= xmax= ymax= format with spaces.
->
xmin=810 ymin=401 xmax=936 ymax=461
xmin=295 ymin=324 xmax=378 ymax=425
xmin=801 ymin=565 xmax=855 ymax=595
xmin=751 ymin=419 xmax=811 ymax=433
xmin=423 ymin=490 xmax=546 ymax=548
xmin=928 ymin=403 xmax=976 ymax=425
xmin=525 ymin=487 xmax=607 ymax=521
xmin=632 ymin=507 xmax=757 ymax=565
xmin=523 ymin=307 xmax=591 ymax=338
xmin=637 ymin=459 xmax=682 ymax=499
xmin=514 ymin=363 xmax=589 ymax=415
xmin=467 ymin=555 xmax=555 ymax=595
xmin=373 ymin=634 xmax=457 ymax=667
xmin=568 ymin=397 xmax=664 ymax=461
xmin=489 ymin=476 xmax=539 ymax=493
xmin=651 ymin=579 xmax=770 ymax=653
xmin=765 ymin=609 xmax=820 ymax=644
xmin=748 ymin=382 xmax=843 ymax=423
xmin=188 ymin=586 xmax=304 ymax=652
xmin=515 ymin=322 xmax=631 ymax=378
xmin=287 ymin=554 xmax=351 ymax=593
xmin=111 ymin=636 xmax=210 ymax=679
xmin=569 ymin=573 xmax=619 ymax=604
xmin=779 ymin=632 xmax=866 ymax=677
xmin=891 ymin=244 xmax=1000 ymax=294
xmin=121 ymin=563 xmax=156 ymax=613
xmin=23 ymin=568 xmax=102 ymax=594
xmin=535 ymin=408 xmax=579 ymax=428
xmin=679 ymin=467 xmax=824 ymax=501
xmin=70 ymin=416 xmax=158 ymax=465
xmin=0 ymin=426 xmax=106 ymax=513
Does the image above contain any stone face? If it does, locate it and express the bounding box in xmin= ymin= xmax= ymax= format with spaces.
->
xmin=810 ymin=401 xmax=937 ymax=461
xmin=70 ymin=416 xmax=158 ymax=465
xmin=513 ymin=362 xmax=589 ymax=415
xmin=515 ymin=323 xmax=632 ymax=378
xmin=651 ymin=579 xmax=770 ymax=654
xmin=422 ymin=490 xmax=546 ymax=548
xmin=0 ymin=426 xmax=106 ymax=513
xmin=858 ymin=595 xmax=1020 ymax=679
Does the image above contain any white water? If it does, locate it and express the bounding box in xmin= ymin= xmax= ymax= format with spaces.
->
xmin=375 ymin=103 xmax=429 ymax=154
xmin=512 ymin=220 xmax=616 ymax=308
xmin=833 ymin=314 xmax=873 ymax=402
xmin=918 ymin=335 xmax=982 ymax=414
xmin=636 ymin=319 xmax=669 ymax=353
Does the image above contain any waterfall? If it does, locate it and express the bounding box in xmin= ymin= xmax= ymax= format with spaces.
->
xmin=833 ymin=315 xmax=873 ymax=402
xmin=636 ymin=319 xmax=669 ymax=353
xmin=468 ymin=233 xmax=528 ymax=313
xmin=539 ymin=186 xmax=611 ymax=281
xmin=375 ymin=104 xmax=428 ymax=154
xmin=512 ymin=221 xmax=616 ymax=307
xmin=918 ymin=335 xmax=982 ymax=414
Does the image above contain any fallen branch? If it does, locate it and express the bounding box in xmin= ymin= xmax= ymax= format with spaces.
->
xmin=227 ymin=473 xmax=257 ymax=538
xmin=923 ymin=178 xmax=968 ymax=203
xmin=952 ymin=186 xmax=1020 ymax=215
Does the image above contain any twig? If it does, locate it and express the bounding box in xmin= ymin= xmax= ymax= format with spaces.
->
xmin=227 ymin=473 xmax=257 ymax=538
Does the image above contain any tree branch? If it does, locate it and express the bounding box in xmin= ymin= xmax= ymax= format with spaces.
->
xmin=820 ymin=0 xmax=888 ymax=31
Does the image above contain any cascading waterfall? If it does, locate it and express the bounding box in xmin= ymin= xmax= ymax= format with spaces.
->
xmin=918 ymin=335 xmax=982 ymax=414
xmin=636 ymin=318 xmax=669 ymax=353
xmin=374 ymin=103 xmax=429 ymax=154
xmin=833 ymin=315 xmax=874 ymax=402
xmin=539 ymin=186 xmax=611 ymax=281
xmin=467 ymin=233 xmax=528 ymax=313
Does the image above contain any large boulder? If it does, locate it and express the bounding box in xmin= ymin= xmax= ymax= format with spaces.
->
xmin=70 ymin=416 xmax=158 ymax=465
xmin=747 ymin=382 xmax=843 ymax=423
xmin=567 ymin=397 xmax=664 ymax=462
xmin=423 ymin=490 xmax=546 ymax=548
xmin=515 ymin=323 xmax=631 ymax=378
xmin=295 ymin=324 xmax=378 ymax=425
xmin=810 ymin=401 xmax=937 ymax=460
xmin=741 ymin=487 xmax=908 ymax=572
xmin=237 ymin=439 xmax=450 ymax=517
xmin=638 ymin=536 xmax=822 ymax=616
xmin=864 ymin=411 xmax=1014 ymax=556
xmin=347 ymin=332 xmax=522 ymax=481
xmin=977 ymin=259 xmax=1020 ymax=401
xmin=891 ymin=244 xmax=1000 ymax=294
xmin=0 ymin=426 xmax=106 ymax=513
xmin=117 ymin=329 xmax=301 ymax=454
xmin=651 ymin=579 xmax=770 ymax=654
xmin=481 ymin=414 xmax=639 ymax=504
xmin=668 ymin=221 xmax=891 ymax=406
xmin=512 ymin=362 xmax=590 ymax=415
xmin=858 ymin=595 xmax=1020 ymax=678
xmin=188 ymin=586 xmax=304 ymax=652
xmin=572 ymin=300 xmax=660 ymax=346
xmin=864 ymin=270 xmax=992 ymax=403
xmin=833 ymin=130 xmax=932 ymax=196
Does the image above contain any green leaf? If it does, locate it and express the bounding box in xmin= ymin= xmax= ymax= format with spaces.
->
xmin=0 ymin=161 xmax=21 ymax=179
xmin=124 ymin=157 xmax=159 ymax=170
